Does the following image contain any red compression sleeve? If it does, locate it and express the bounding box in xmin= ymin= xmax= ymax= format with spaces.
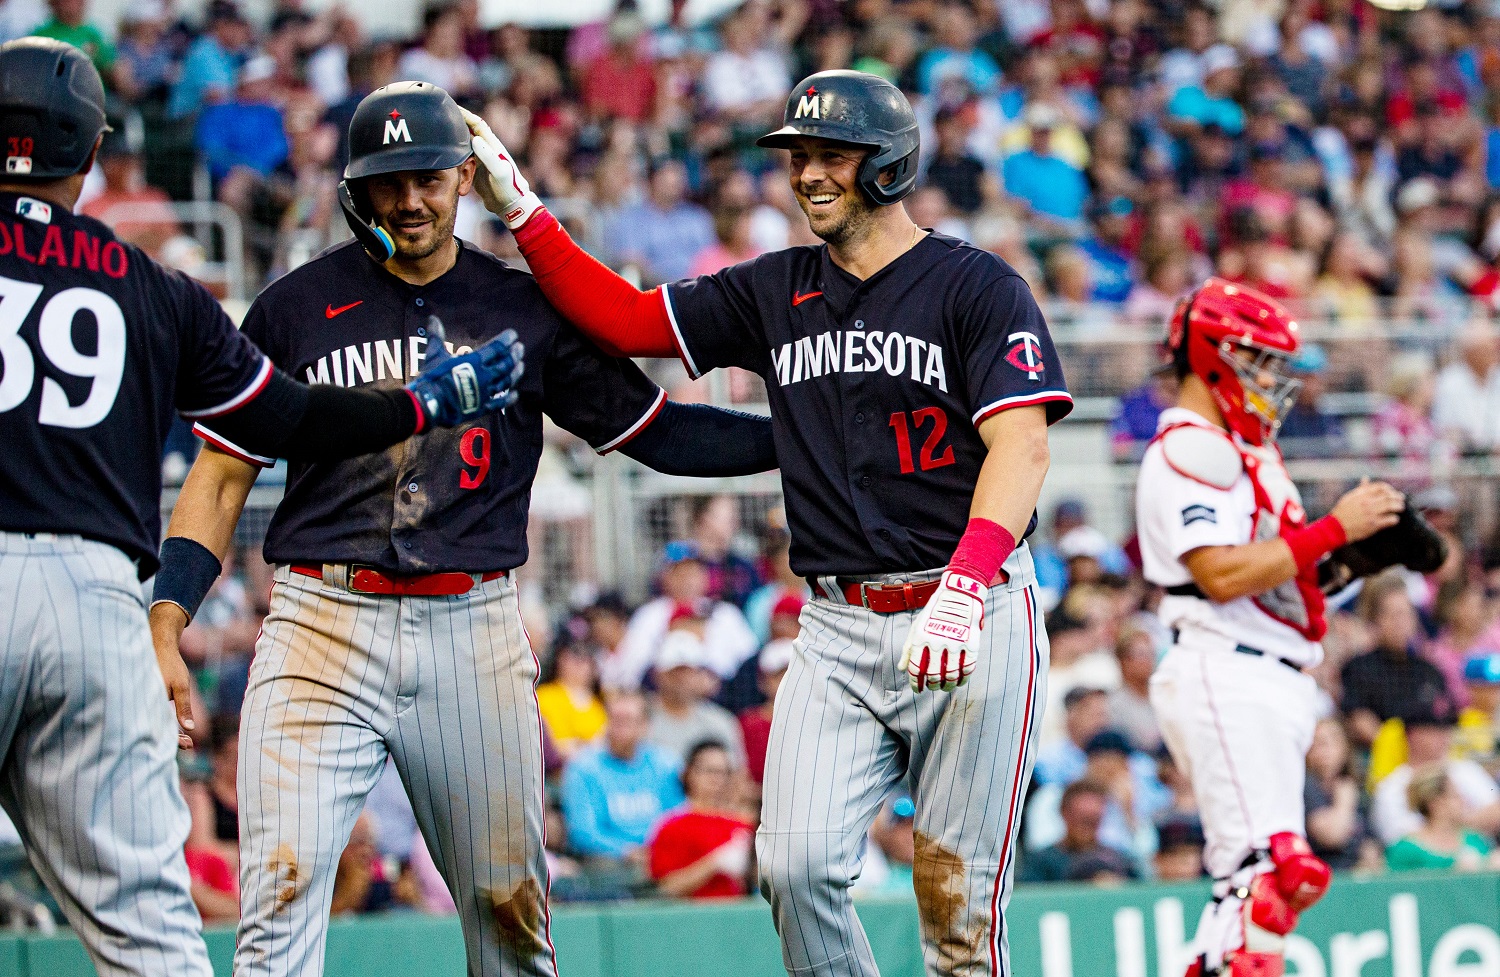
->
xmin=948 ymin=518 xmax=1018 ymax=586
xmin=1283 ymin=515 xmax=1347 ymax=574
xmin=513 ymin=209 xmax=678 ymax=358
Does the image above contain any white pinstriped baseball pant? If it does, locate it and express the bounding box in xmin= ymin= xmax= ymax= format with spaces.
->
xmin=235 ymin=565 xmax=555 ymax=977
xmin=0 ymin=533 xmax=211 ymax=977
xmin=758 ymin=545 xmax=1047 ymax=977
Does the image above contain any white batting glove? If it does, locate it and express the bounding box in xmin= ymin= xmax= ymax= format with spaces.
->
xmin=899 ymin=571 xmax=986 ymax=693
xmin=460 ymin=106 xmax=543 ymax=230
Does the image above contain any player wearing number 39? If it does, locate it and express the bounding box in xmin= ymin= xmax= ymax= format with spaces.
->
xmin=151 ymin=82 xmax=777 ymax=977
xmin=469 ymin=70 xmax=1072 ymax=977
xmin=1140 ymin=280 xmax=1409 ymax=977
xmin=0 ymin=43 xmax=529 ymax=977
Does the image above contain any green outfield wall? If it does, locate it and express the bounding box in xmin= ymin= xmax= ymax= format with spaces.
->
xmin=3 ymin=871 xmax=1496 ymax=976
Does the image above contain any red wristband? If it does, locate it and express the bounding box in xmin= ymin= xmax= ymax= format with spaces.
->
xmin=949 ymin=518 xmax=1018 ymax=585
xmin=512 ymin=206 xmax=558 ymax=249
xmin=406 ymin=388 xmax=426 ymax=435
xmin=1283 ymin=515 xmax=1347 ymax=574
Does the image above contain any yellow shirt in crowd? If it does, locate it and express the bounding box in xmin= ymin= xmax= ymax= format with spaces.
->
xmin=536 ymin=683 xmax=606 ymax=752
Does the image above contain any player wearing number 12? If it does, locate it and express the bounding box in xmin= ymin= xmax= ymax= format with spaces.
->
xmin=152 ymin=81 xmax=776 ymax=977
xmin=468 ymin=70 xmax=1071 ymax=976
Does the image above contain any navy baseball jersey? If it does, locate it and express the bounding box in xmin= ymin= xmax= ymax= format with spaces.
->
xmin=663 ymin=232 xmax=1071 ymax=576
xmin=0 ymin=191 xmax=268 ymax=577
xmin=198 ymin=239 xmax=664 ymax=574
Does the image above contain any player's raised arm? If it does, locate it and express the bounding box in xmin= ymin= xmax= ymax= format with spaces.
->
xmin=463 ymin=108 xmax=681 ymax=359
xmin=615 ymin=401 xmax=777 ymax=476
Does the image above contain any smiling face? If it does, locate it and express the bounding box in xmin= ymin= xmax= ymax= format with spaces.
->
xmin=786 ymin=136 xmax=879 ymax=246
xmin=364 ymin=158 xmax=477 ymax=262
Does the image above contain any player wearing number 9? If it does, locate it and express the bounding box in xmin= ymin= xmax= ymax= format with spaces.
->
xmin=0 ymin=40 xmax=525 ymax=977
xmin=150 ymin=80 xmax=779 ymax=977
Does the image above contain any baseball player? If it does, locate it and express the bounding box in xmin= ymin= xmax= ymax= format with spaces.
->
xmin=0 ymin=41 xmax=523 ymax=977
xmin=150 ymin=81 xmax=777 ymax=977
xmin=467 ymin=70 xmax=1072 ymax=976
xmin=1138 ymin=279 xmax=1406 ymax=977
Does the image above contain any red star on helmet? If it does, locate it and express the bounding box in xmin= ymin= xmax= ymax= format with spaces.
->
xmin=806 ymin=86 xmax=817 ymax=95
xmin=389 ymin=109 xmax=401 ymax=119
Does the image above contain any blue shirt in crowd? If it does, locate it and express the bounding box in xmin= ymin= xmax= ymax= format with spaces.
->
xmin=1078 ymin=237 xmax=1135 ymax=303
xmin=603 ymin=200 xmax=716 ymax=284
xmin=195 ymin=101 xmax=289 ymax=181
xmin=169 ymin=34 xmax=240 ymax=119
xmin=1002 ymin=151 xmax=1088 ymax=221
xmin=560 ymin=744 xmax=684 ymax=859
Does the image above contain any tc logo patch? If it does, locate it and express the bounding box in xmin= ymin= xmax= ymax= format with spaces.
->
xmin=1004 ymin=332 xmax=1044 ymax=381
xmin=1181 ymin=504 xmax=1217 ymax=527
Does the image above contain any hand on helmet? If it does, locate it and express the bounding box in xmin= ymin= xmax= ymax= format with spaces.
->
xmin=460 ymin=107 xmax=543 ymax=230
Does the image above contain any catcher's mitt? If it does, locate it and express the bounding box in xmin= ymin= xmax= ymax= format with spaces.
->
xmin=1318 ymin=495 xmax=1449 ymax=593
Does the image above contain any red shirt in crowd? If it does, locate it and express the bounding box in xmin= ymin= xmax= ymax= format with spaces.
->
xmin=739 ymin=709 xmax=772 ymax=784
xmin=581 ymin=52 xmax=657 ymax=122
xmin=648 ymin=810 xmax=753 ymax=899
xmin=184 ymin=846 xmax=237 ymax=898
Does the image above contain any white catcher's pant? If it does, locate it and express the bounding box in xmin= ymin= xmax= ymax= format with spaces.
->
xmin=1150 ymin=636 xmax=1319 ymax=967
xmin=235 ymin=565 xmax=555 ymax=977
xmin=0 ymin=533 xmax=210 ymax=977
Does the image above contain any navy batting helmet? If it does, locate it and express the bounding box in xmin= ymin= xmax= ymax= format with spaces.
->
xmin=339 ymin=81 xmax=474 ymax=261
xmin=0 ymin=38 xmax=111 ymax=180
xmin=757 ymin=70 xmax=919 ymax=206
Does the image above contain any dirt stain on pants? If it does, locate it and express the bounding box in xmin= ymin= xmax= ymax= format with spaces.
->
xmin=913 ymin=831 xmax=986 ymax=973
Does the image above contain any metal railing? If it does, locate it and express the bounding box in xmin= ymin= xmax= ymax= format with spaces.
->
xmin=95 ymin=200 xmax=248 ymax=303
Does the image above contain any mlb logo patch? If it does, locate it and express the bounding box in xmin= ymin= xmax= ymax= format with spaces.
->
xmin=6 ymin=156 xmax=32 ymax=175
xmin=15 ymin=197 xmax=50 ymax=223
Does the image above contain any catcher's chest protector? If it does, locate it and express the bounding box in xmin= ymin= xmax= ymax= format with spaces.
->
xmin=1242 ymin=443 xmax=1329 ymax=641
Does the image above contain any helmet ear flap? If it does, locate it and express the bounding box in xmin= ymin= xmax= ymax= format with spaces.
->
xmin=338 ymin=180 xmax=394 ymax=262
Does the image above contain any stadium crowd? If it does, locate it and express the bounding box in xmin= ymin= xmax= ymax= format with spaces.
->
xmin=6 ymin=0 xmax=1500 ymax=929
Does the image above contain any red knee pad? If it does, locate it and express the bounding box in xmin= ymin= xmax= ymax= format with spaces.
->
xmin=1228 ymin=951 xmax=1286 ymax=977
xmin=1247 ymin=873 xmax=1298 ymax=937
xmin=1268 ymin=832 xmax=1331 ymax=914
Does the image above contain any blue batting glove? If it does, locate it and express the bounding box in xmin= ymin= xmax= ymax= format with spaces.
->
xmin=407 ymin=316 xmax=525 ymax=428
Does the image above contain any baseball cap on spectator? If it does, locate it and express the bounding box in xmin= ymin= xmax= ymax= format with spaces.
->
xmin=660 ymin=540 xmax=703 ymax=568
xmin=759 ymin=638 xmax=796 ymax=675
xmin=1291 ymin=344 xmax=1328 ymax=375
xmin=1201 ymin=44 xmax=1240 ymax=76
xmin=1048 ymin=604 xmax=1089 ymax=639
xmin=239 ymin=55 xmax=277 ymax=86
xmin=1463 ymin=652 xmax=1500 ymax=685
xmin=655 ymin=630 xmax=710 ymax=672
xmin=1084 ymin=729 xmax=1133 ymax=757
xmin=1403 ymin=694 xmax=1458 ymax=729
xmin=771 ymin=593 xmax=806 ymax=620
xmin=1054 ymin=498 xmax=1086 ymax=527
xmin=207 ymin=0 xmax=248 ymax=25
xmin=1396 ymin=178 xmax=1440 ymax=215
xmin=1058 ymin=526 xmax=1111 ymax=562
xmin=584 ymin=591 xmax=630 ymax=620
xmin=668 ymin=600 xmax=709 ymax=626
xmin=1024 ymin=103 xmax=1062 ymax=131
xmin=1156 ymin=813 xmax=1206 ymax=853
xmin=123 ymin=0 xmax=166 ymax=22
xmin=607 ymin=9 xmax=648 ymax=45
xmin=1413 ymin=486 xmax=1457 ymax=515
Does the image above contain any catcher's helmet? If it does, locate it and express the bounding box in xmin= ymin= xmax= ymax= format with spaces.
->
xmin=757 ymin=70 xmax=919 ymax=206
xmin=1166 ymin=278 xmax=1303 ymax=446
xmin=0 ymin=38 xmax=110 ymax=180
xmin=339 ymin=81 xmax=474 ymax=261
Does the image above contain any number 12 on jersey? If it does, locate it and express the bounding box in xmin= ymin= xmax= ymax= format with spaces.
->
xmin=889 ymin=407 xmax=954 ymax=474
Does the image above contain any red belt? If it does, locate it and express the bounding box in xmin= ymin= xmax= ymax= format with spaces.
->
xmin=291 ymin=563 xmax=506 ymax=597
xmin=813 ymin=569 xmax=1010 ymax=614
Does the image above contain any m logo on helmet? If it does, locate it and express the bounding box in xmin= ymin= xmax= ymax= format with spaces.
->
xmin=383 ymin=117 xmax=412 ymax=145
xmin=794 ymin=93 xmax=821 ymax=120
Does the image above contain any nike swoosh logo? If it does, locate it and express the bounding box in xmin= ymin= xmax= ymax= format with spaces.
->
xmin=792 ymin=290 xmax=822 ymax=307
xmin=325 ymin=300 xmax=363 ymax=319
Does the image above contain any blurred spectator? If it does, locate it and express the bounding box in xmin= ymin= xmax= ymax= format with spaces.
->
xmin=606 ymin=542 xmax=758 ymax=690
xmin=1109 ymin=371 xmax=1174 ymax=462
xmin=561 ymin=692 xmax=684 ymax=863
xmin=1370 ymin=353 xmax=1439 ymax=464
xmin=701 ymin=0 xmax=799 ymax=124
xmin=647 ymin=630 xmax=747 ymax=768
xmin=1078 ymin=196 xmax=1136 ymax=303
xmin=1304 ymin=717 xmax=1378 ymax=872
xmin=207 ymin=714 xmax=239 ymax=845
xmin=688 ymin=204 xmax=764 ymax=276
xmin=1371 ymin=698 xmax=1500 ymax=846
xmin=1277 ymin=344 xmax=1347 ymax=459
xmin=1457 ymin=653 xmax=1500 ymax=771
xmin=924 ymin=104 xmax=993 ymax=216
xmin=1342 ymin=574 xmax=1450 ymax=748
xmin=581 ymin=9 xmax=656 ymax=123
xmin=1312 ymin=231 xmax=1382 ymax=327
xmin=169 ymin=0 xmax=251 ymax=119
xmin=115 ymin=0 xmax=177 ymax=103
xmin=1432 ymin=322 xmax=1500 ymax=454
xmin=195 ymin=55 xmax=289 ymax=186
xmin=647 ymin=742 xmax=754 ymax=898
xmin=689 ymin=495 xmax=762 ymax=608
xmin=1166 ymin=44 xmax=1245 ymax=136
xmin=537 ymin=642 xmax=606 ymax=760
xmin=1108 ymin=619 xmax=1161 ymax=753
xmin=179 ymin=760 xmax=239 ymax=924
xmin=739 ymin=636 xmax=792 ymax=787
xmin=744 ymin=532 xmax=808 ymax=645
xmin=1002 ymin=103 xmax=1088 ymax=227
xmin=31 ymin=0 xmax=115 ymax=81
xmin=1036 ymin=685 xmax=1113 ymax=785
xmin=1428 ymin=578 xmax=1495 ymax=710
xmin=1028 ymin=730 xmax=1168 ymax=869
xmin=603 ymin=159 xmax=715 ymax=284
xmin=397 ymin=3 xmax=478 ymax=97
xmin=1037 ymin=596 xmax=1121 ymax=749
xmin=1020 ymin=780 xmax=1138 ymax=884
xmin=915 ymin=2 xmax=1000 ymax=96
xmin=1152 ymin=814 xmax=1206 ymax=882
xmin=1386 ymin=766 xmax=1500 ymax=872
xmin=330 ymin=812 xmax=393 ymax=915
xmin=582 ymin=593 xmax=631 ymax=658
xmin=81 ymin=119 xmax=180 ymax=258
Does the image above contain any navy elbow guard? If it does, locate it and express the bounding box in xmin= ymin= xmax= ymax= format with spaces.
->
xmin=151 ymin=536 xmax=223 ymax=620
